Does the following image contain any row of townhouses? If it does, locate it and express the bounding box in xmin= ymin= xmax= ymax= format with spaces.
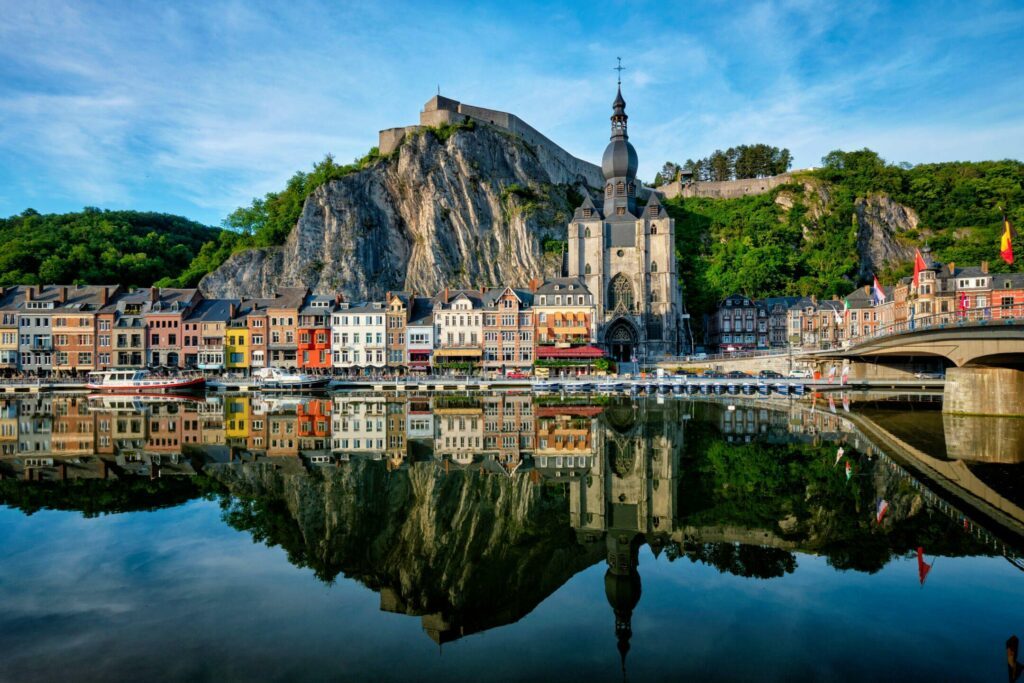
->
xmin=0 ymin=278 xmax=603 ymax=376
xmin=708 ymin=258 xmax=1024 ymax=351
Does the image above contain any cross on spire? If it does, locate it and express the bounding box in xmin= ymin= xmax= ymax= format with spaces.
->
xmin=614 ymin=57 xmax=625 ymax=86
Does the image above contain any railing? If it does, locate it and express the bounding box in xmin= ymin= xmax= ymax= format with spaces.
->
xmin=857 ymin=304 xmax=1024 ymax=344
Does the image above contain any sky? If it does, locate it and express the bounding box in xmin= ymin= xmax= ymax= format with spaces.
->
xmin=1 ymin=0 xmax=1023 ymax=227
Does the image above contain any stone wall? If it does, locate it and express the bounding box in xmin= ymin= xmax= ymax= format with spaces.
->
xmin=379 ymin=96 xmax=605 ymax=188
xmin=658 ymin=172 xmax=799 ymax=200
xmin=944 ymin=367 xmax=1024 ymax=417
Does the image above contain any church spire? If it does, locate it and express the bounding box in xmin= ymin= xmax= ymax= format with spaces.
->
xmin=611 ymin=58 xmax=628 ymax=140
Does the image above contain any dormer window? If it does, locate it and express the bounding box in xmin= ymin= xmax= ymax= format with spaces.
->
xmin=627 ymin=183 xmax=635 ymax=197
xmin=616 ymin=182 xmax=625 ymax=196
xmin=605 ymin=184 xmax=612 ymax=197
xmin=648 ymin=205 xmax=658 ymax=218
xmin=616 ymin=207 xmax=625 ymax=215
xmin=582 ymin=208 xmax=593 ymax=218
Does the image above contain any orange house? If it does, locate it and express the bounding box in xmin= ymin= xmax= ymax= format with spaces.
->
xmin=297 ymin=295 xmax=333 ymax=370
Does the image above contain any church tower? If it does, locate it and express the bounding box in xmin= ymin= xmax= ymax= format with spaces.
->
xmin=566 ymin=70 xmax=688 ymax=362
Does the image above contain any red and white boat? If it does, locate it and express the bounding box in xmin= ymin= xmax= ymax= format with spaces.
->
xmin=86 ymin=369 xmax=206 ymax=394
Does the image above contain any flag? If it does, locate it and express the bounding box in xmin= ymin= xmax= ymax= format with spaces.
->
xmin=916 ymin=546 xmax=933 ymax=585
xmin=845 ymin=461 xmax=852 ymax=481
xmin=842 ymin=393 xmax=851 ymax=412
xmin=959 ymin=291 xmax=969 ymax=313
xmin=911 ymin=248 xmax=927 ymax=290
xmin=834 ymin=446 xmax=845 ymax=467
xmin=876 ymin=498 xmax=889 ymax=523
xmin=827 ymin=365 xmax=837 ymax=383
xmin=843 ymin=297 xmax=850 ymax=318
xmin=1002 ymin=214 xmax=1016 ymax=265
xmin=872 ymin=275 xmax=887 ymax=304
xmin=828 ymin=394 xmax=836 ymax=413
xmin=841 ymin=364 xmax=850 ymax=386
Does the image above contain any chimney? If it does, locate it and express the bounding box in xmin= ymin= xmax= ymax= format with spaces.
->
xmin=334 ymin=293 xmax=342 ymax=305
xmin=58 ymin=286 xmax=67 ymax=303
xmin=100 ymin=287 xmax=108 ymax=306
xmin=150 ymin=287 xmax=159 ymax=303
xmin=443 ymin=287 xmax=449 ymax=304
xmin=810 ymin=295 xmax=817 ymax=306
xmin=24 ymin=286 xmax=33 ymax=302
xmin=864 ymin=285 xmax=870 ymax=295
xmin=981 ymin=261 xmax=989 ymax=274
xmin=229 ymin=303 xmax=237 ymax=318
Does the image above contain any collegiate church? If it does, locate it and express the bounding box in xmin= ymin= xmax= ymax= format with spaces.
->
xmin=566 ymin=82 xmax=688 ymax=362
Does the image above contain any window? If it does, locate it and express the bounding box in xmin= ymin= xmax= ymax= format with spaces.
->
xmin=584 ymin=226 xmax=591 ymax=238
xmin=651 ymin=223 xmax=657 ymax=232
xmin=616 ymin=207 xmax=625 ymax=215
xmin=585 ymin=264 xmax=591 ymax=274
xmin=651 ymin=262 xmax=658 ymax=273
xmin=616 ymin=181 xmax=625 ymax=196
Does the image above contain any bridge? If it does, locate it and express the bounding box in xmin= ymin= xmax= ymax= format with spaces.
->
xmin=798 ymin=307 xmax=1024 ymax=416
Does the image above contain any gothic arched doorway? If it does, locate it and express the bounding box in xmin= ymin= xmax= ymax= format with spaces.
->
xmin=606 ymin=318 xmax=639 ymax=364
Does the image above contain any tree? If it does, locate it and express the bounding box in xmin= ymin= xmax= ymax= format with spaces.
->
xmin=653 ymin=161 xmax=682 ymax=187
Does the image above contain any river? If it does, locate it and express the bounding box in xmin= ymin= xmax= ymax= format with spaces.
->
xmin=1 ymin=391 xmax=1022 ymax=682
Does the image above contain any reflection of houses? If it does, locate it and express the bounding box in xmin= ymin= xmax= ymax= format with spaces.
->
xmin=17 ymin=397 xmax=52 ymax=454
xmin=482 ymin=394 xmax=533 ymax=473
xmin=434 ymin=398 xmax=483 ymax=465
xmin=533 ymin=405 xmax=601 ymax=479
xmin=331 ymin=396 xmax=387 ymax=459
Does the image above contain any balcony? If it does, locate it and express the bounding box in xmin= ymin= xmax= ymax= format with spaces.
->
xmin=30 ymin=341 xmax=52 ymax=351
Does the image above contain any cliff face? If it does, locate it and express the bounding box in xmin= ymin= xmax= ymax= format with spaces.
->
xmin=200 ymin=124 xmax=589 ymax=300
xmin=854 ymin=194 xmax=919 ymax=280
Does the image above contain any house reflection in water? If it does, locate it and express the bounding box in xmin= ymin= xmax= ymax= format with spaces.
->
xmin=0 ymin=392 xmax=1020 ymax=669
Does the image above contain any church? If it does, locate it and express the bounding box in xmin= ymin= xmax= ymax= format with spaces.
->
xmin=565 ymin=81 xmax=688 ymax=363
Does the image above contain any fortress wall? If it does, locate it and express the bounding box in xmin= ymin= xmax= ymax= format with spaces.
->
xmin=659 ymin=173 xmax=796 ymax=200
xmin=378 ymin=97 xmax=604 ymax=188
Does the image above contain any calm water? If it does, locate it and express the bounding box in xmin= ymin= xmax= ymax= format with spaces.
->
xmin=1 ymin=392 xmax=1023 ymax=682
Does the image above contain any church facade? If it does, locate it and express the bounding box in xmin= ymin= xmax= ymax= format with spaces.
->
xmin=565 ymin=84 xmax=687 ymax=362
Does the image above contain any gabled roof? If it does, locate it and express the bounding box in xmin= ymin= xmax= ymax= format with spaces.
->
xmin=535 ymin=277 xmax=590 ymax=296
xmin=407 ymin=297 xmax=435 ymax=325
xmin=573 ymin=193 xmax=603 ymax=221
xmin=483 ymin=286 xmax=534 ymax=308
xmin=188 ymin=298 xmax=239 ymax=322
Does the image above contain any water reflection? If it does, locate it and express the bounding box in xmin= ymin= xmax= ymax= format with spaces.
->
xmin=0 ymin=392 xmax=1020 ymax=660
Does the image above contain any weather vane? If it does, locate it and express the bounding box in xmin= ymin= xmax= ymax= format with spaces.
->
xmin=614 ymin=57 xmax=625 ymax=86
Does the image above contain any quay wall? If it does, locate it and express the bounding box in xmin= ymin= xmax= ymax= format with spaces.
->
xmin=944 ymin=367 xmax=1024 ymax=417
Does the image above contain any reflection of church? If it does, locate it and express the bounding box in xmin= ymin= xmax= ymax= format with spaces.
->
xmin=569 ymin=399 xmax=684 ymax=672
xmin=566 ymin=81 xmax=686 ymax=362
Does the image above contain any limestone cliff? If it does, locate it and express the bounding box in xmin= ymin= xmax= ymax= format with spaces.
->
xmin=200 ymin=124 xmax=591 ymax=299
xmin=854 ymin=194 xmax=919 ymax=280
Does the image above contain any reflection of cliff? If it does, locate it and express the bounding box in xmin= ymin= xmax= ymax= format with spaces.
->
xmin=206 ymin=459 xmax=603 ymax=643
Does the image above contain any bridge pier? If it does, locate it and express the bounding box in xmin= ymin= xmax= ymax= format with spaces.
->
xmin=944 ymin=367 xmax=1024 ymax=417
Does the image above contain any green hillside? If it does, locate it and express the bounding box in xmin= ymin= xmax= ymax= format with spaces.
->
xmin=665 ymin=150 xmax=1024 ymax=318
xmin=0 ymin=208 xmax=219 ymax=288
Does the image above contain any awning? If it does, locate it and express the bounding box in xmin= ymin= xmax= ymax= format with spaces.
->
xmin=433 ymin=348 xmax=483 ymax=358
xmin=536 ymin=345 xmax=605 ymax=359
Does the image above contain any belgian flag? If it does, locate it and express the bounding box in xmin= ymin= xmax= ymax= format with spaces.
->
xmin=1002 ymin=213 xmax=1016 ymax=266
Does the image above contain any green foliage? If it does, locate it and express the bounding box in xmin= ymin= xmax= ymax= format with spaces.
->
xmin=501 ymin=182 xmax=545 ymax=218
xmin=541 ymin=237 xmax=566 ymax=255
xmin=0 ymin=208 xmax=218 ymax=288
xmin=667 ymin=150 xmax=1024 ymax=331
xmin=425 ymin=116 xmax=476 ymax=143
xmin=0 ymin=475 xmax=204 ymax=517
xmin=685 ymin=144 xmax=793 ymax=181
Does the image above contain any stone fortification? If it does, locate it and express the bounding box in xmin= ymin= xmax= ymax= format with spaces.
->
xmin=379 ymin=95 xmax=605 ymax=189
xmin=658 ymin=172 xmax=800 ymax=200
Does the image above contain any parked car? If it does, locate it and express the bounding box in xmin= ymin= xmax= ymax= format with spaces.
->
xmin=506 ymin=372 xmax=529 ymax=379
xmin=701 ymin=369 xmax=725 ymax=379
xmin=725 ymin=370 xmax=750 ymax=379
xmin=914 ymin=371 xmax=945 ymax=379
xmin=674 ymin=369 xmax=698 ymax=377
xmin=789 ymin=369 xmax=812 ymax=379
xmin=758 ymin=370 xmax=784 ymax=379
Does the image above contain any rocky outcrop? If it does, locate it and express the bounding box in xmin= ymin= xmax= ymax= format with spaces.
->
xmin=854 ymin=193 xmax=919 ymax=279
xmin=200 ymin=124 xmax=592 ymax=300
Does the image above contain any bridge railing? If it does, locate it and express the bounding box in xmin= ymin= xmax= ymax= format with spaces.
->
xmin=855 ymin=304 xmax=1024 ymax=347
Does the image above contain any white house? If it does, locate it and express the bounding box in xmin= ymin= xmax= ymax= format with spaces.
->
xmin=332 ymin=302 xmax=387 ymax=373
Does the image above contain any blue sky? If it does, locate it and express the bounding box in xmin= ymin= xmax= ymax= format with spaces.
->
xmin=1 ymin=0 xmax=1022 ymax=226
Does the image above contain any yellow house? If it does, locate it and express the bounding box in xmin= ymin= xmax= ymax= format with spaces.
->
xmin=225 ymin=326 xmax=250 ymax=370
xmin=225 ymin=396 xmax=251 ymax=439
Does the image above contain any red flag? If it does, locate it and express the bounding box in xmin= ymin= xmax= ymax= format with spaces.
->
xmin=959 ymin=291 xmax=969 ymax=312
xmin=911 ymin=249 xmax=927 ymax=290
xmin=916 ymin=546 xmax=932 ymax=585
xmin=1002 ymin=215 xmax=1015 ymax=265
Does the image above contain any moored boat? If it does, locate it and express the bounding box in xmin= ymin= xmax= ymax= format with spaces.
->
xmin=254 ymin=367 xmax=330 ymax=392
xmin=86 ymin=369 xmax=205 ymax=394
